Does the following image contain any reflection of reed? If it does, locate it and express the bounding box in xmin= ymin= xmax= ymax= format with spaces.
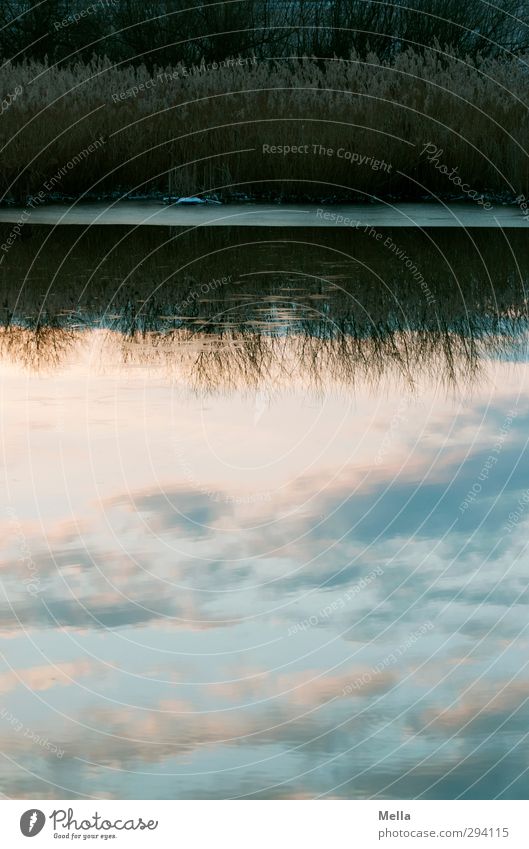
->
xmin=1 ymin=322 xmax=524 ymax=393
xmin=112 ymin=326 xmax=524 ymax=393
xmin=0 ymin=225 xmax=527 ymax=388
xmin=0 ymin=313 xmax=81 ymax=371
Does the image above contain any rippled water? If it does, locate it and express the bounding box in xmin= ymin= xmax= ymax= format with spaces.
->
xmin=1 ymin=225 xmax=529 ymax=799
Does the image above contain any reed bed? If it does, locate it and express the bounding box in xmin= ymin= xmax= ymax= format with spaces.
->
xmin=0 ymin=51 xmax=528 ymax=202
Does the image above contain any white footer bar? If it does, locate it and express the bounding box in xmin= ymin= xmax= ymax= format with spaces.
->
xmin=0 ymin=800 xmax=526 ymax=848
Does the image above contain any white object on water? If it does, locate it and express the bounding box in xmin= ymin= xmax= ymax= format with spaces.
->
xmin=176 ymin=196 xmax=207 ymax=204
xmin=174 ymin=196 xmax=222 ymax=205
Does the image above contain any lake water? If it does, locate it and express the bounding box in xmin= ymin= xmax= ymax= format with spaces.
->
xmin=1 ymin=224 xmax=529 ymax=799
xmin=0 ymin=200 xmax=528 ymax=228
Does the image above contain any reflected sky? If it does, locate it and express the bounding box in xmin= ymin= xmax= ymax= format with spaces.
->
xmin=1 ymin=227 xmax=529 ymax=799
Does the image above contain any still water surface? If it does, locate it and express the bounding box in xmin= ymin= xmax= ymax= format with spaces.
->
xmin=1 ymin=226 xmax=529 ymax=798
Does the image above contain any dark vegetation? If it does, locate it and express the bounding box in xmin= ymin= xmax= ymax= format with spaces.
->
xmin=0 ymin=2 xmax=528 ymax=202
xmin=1 ymin=2 xmax=528 ymax=66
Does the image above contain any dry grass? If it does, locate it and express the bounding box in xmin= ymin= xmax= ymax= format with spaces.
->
xmin=0 ymin=50 xmax=528 ymax=202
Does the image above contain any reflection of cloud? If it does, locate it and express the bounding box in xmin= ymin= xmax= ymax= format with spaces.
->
xmin=1 ymin=415 xmax=529 ymax=641
xmin=311 ymin=745 xmax=529 ymax=801
xmin=111 ymin=489 xmax=229 ymax=538
xmin=0 ymin=660 xmax=397 ymax=781
xmin=44 ymin=668 xmax=395 ymax=765
xmin=2 ymin=320 xmax=529 ymax=801
xmin=210 ymin=668 xmax=397 ymax=705
xmin=280 ymin=669 xmax=397 ymax=705
xmin=0 ymin=593 xmax=233 ymax=632
xmin=419 ymin=679 xmax=529 ymax=733
xmin=0 ymin=660 xmax=95 ymax=694
xmin=1 ymin=648 xmax=528 ymax=800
